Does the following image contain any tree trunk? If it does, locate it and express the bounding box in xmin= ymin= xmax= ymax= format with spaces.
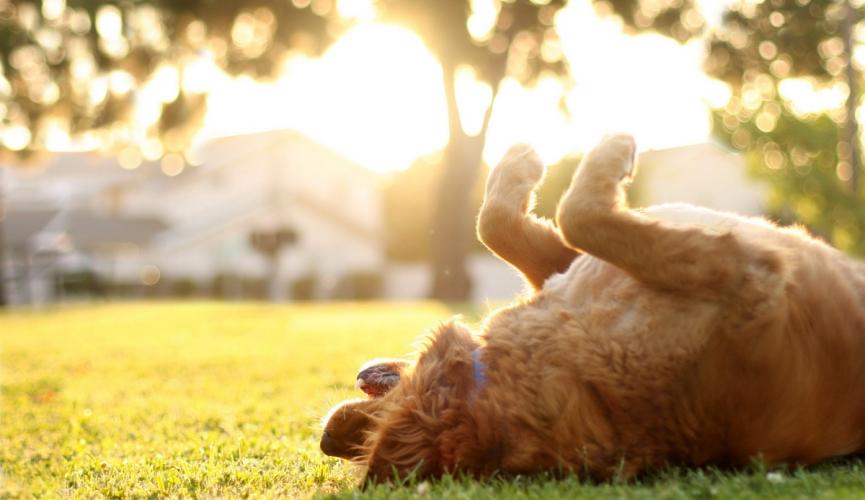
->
xmin=429 ymin=60 xmax=503 ymax=301
xmin=843 ymin=0 xmax=860 ymax=194
xmin=0 ymin=168 xmax=7 ymax=307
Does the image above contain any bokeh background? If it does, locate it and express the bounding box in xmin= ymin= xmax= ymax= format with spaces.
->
xmin=0 ymin=0 xmax=862 ymax=306
xmin=4 ymin=1 xmax=865 ymax=497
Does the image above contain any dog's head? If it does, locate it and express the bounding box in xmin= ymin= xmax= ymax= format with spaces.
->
xmin=361 ymin=320 xmax=487 ymax=484
xmin=321 ymin=358 xmax=411 ymax=459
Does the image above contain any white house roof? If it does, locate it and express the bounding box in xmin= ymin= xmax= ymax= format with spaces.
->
xmin=5 ymin=209 xmax=167 ymax=249
xmin=201 ymin=129 xmax=379 ymax=182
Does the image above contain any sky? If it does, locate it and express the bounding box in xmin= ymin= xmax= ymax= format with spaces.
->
xmin=198 ymin=0 xmax=734 ymax=173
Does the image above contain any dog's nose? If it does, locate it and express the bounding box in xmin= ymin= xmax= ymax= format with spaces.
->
xmin=320 ymin=432 xmax=333 ymax=453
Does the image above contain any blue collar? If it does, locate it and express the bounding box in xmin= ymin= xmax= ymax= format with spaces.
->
xmin=471 ymin=348 xmax=487 ymax=387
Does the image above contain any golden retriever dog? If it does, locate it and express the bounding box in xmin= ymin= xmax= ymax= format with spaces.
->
xmin=321 ymin=134 xmax=865 ymax=484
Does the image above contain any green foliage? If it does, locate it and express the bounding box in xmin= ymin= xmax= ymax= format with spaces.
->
xmin=0 ymin=0 xmax=331 ymax=158
xmin=711 ymin=105 xmax=865 ymax=253
xmin=705 ymin=0 xmax=865 ymax=254
xmin=605 ymin=0 xmax=704 ymax=42
xmin=705 ymin=0 xmax=851 ymax=85
xmin=0 ymin=0 xmax=706 ymax=160
xmin=4 ymin=303 xmax=865 ymax=497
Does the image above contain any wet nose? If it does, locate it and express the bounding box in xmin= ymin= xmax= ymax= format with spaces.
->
xmin=320 ymin=432 xmax=333 ymax=453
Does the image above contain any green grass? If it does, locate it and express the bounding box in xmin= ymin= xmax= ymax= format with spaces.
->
xmin=2 ymin=302 xmax=865 ymax=498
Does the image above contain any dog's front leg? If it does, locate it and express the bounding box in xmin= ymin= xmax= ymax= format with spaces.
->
xmin=477 ymin=144 xmax=579 ymax=289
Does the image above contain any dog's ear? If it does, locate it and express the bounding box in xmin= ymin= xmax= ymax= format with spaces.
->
xmin=413 ymin=320 xmax=478 ymax=397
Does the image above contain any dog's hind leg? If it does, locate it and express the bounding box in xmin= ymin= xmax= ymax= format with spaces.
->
xmin=478 ymin=144 xmax=580 ymax=290
xmin=556 ymin=134 xmax=779 ymax=297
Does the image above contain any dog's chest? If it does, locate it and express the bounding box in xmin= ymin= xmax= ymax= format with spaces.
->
xmin=540 ymin=203 xmax=752 ymax=343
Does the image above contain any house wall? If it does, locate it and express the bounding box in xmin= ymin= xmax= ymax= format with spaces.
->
xmin=632 ymin=144 xmax=767 ymax=216
xmin=3 ymin=131 xmax=387 ymax=302
xmin=113 ymin=131 xmax=385 ymax=299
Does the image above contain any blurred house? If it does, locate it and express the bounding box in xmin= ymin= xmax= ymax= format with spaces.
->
xmin=4 ymin=208 xmax=166 ymax=304
xmin=0 ymin=139 xmax=764 ymax=305
xmin=632 ymin=142 xmax=768 ymax=215
xmin=1 ymin=129 xmax=527 ymax=305
xmin=119 ymin=130 xmax=385 ymax=301
xmin=2 ymin=154 xmax=171 ymax=304
xmin=1 ymin=130 xmax=384 ymax=303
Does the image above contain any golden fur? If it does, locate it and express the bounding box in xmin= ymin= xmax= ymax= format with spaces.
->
xmin=325 ymin=134 xmax=865 ymax=483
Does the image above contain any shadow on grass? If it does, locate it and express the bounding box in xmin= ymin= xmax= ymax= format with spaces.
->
xmin=320 ymin=457 xmax=865 ymax=499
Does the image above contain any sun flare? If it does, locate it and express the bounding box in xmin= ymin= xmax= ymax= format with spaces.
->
xmin=204 ymin=2 xmax=718 ymax=172
xmin=31 ymin=0 xmax=855 ymax=173
xmin=200 ymin=1 xmax=730 ymax=174
xmin=202 ymin=24 xmax=448 ymax=173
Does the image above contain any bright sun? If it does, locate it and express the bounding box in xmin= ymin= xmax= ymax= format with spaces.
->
xmin=201 ymin=24 xmax=448 ymax=173
xmin=200 ymin=0 xmax=725 ymax=174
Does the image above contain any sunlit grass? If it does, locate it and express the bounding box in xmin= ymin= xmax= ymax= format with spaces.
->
xmin=0 ymin=302 xmax=448 ymax=497
xmin=3 ymin=302 xmax=865 ymax=497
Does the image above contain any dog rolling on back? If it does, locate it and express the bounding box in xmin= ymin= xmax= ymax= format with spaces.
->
xmin=322 ymin=134 xmax=865 ymax=484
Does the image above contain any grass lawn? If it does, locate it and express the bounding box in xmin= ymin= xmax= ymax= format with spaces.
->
xmin=3 ymin=302 xmax=865 ymax=498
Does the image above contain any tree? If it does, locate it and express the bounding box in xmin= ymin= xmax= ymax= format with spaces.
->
xmin=384 ymin=0 xmax=567 ymax=300
xmin=0 ymin=0 xmax=704 ymax=304
xmin=376 ymin=0 xmax=704 ymax=299
xmin=0 ymin=1 xmax=333 ymax=157
xmin=0 ymin=170 xmax=6 ymax=306
xmin=705 ymin=0 xmax=865 ymax=254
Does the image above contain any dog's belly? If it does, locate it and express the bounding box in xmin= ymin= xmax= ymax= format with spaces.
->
xmin=482 ymin=205 xmax=754 ymax=464
xmin=485 ymin=257 xmax=723 ymax=472
xmin=542 ymin=252 xmax=719 ymax=350
xmin=538 ymin=202 xmax=772 ymax=350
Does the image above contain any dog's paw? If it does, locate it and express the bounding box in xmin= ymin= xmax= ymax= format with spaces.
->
xmin=484 ymin=144 xmax=545 ymax=211
xmin=556 ymin=134 xmax=638 ymax=227
xmin=356 ymin=358 xmax=409 ymax=397
xmin=592 ymin=133 xmax=637 ymax=180
xmin=495 ymin=144 xmax=544 ymax=186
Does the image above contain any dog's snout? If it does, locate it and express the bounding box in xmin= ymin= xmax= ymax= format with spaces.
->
xmin=357 ymin=367 xmax=374 ymax=380
xmin=320 ymin=432 xmax=334 ymax=453
xmin=320 ymin=431 xmax=352 ymax=459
